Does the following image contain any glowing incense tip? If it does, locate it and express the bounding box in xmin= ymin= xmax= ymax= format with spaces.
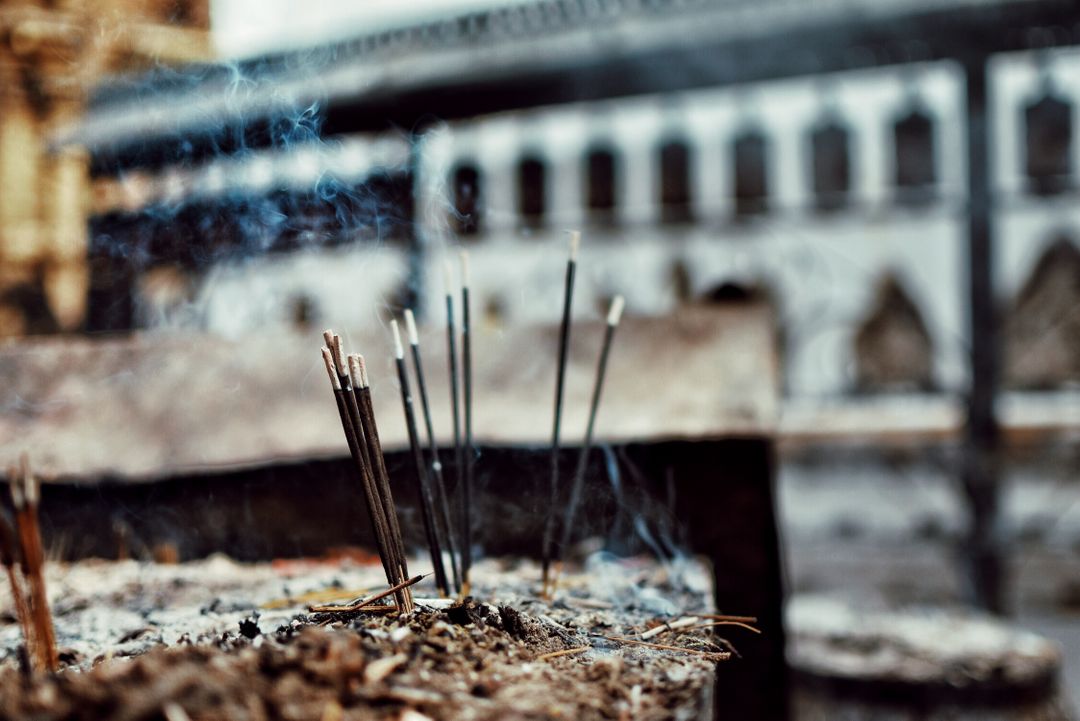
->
xmin=405 ymin=309 xmax=420 ymax=346
xmin=321 ymin=347 xmax=342 ymax=390
xmin=568 ymin=230 xmax=580 ymax=262
xmin=331 ymin=334 xmax=349 ymax=378
xmin=460 ymin=249 xmax=470 ymax=288
xmin=391 ymin=320 xmax=405 ymax=359
xmin=443 ymin=259 xmax=455 ymax=296
xmin=347 ymin=354 xmax=365 ymax=391
xmin=607 ymin=295 xmax=625 ymax=326
xmin=356 ymin=354 xmax=369 ymax=389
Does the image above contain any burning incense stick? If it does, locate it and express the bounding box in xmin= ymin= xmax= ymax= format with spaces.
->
xmin=10 ymin=459 xmax=57 ymax=672
xmin=542 ymin=231 xmax=580 ymax=592
xmin=320 ymin=347 xmax=399 ymax=598
xmin=353 ymin=354 xmax=414 ymax=612
xmin=0 ymin=506 xmax=33 ymax=666
xmin=459 ymin=250 xmax=474 ymax=591
xmin=392 ymin=320 xmax=450 ymax=596
xmin=556 ymin=296 xmax=624 ymax=574
xmin=405 ymin=309 xmax=461 ymax=593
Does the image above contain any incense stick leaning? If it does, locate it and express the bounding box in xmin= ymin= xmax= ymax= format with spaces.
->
xmin=352 ymin=354 xmax=413 ymax=611
xmin=0 ymin=506 xmax=34 ymax=667
xmin=392 ymin=320 xmax=451 ymax=596
xmin=541 ymin=231 xmax=580 ymax=594
xmin=405 ymin=309 xmax=461 ymax=593
xmin=320 ymin=344 xmax=403 ymax=611
xmin=554 ymin=295 xmax=625 ymax=583
xmin=10 ymin=459 xmax=58 ymax=672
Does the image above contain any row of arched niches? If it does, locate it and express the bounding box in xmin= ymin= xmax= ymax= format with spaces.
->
xmin=447 ymin=77 xmax=1074 ymax=234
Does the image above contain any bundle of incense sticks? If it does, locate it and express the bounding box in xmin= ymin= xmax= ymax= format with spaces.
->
xmin=3 ymin=457 xmax=58 ymax=673
xmin=320 ymin=332 xmax=414 ymax=613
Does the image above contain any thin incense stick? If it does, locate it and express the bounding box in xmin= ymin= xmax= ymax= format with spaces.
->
xmin=11 ymin=460 xmax=57 ymax=672
xmin=0 ymin=507 xmax=33 ymax=665
xmin=460 ymin=250 xmax=474 ymax=591
xmin=444 ymin=260 xmax=465 ymax=576
xmin=541 ymin=231 xmax=579 ymax=592
xmin=557 ymin=296 xmax=624 ymax=571
xmin=405 ymin=310 xmax=462 ymax=593
xmin=392 ymin=320 xmax=450 ymax=596
xmin=353 ymin=354 xmax=414 ymax=611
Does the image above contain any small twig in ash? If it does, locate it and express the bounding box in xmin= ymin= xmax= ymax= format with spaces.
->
xmin=537 ymin=646 xmax=590 ymax=661
xmin=598 ymin=635 xmax=732 ymax=661
xmin=640 ymin=616 xmax=700 ymax=640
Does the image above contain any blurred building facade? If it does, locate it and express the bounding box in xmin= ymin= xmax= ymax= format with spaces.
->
xmin=23 ymin=0 xmax=1080 ymax=400
xmin=0 ymin=0 xmax=211 ymax=336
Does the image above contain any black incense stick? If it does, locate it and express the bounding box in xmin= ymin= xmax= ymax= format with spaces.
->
xmin=405 ymin=309 xmax=462 ymax=593
xmin=556 ymin=296 xmax=625 ymax=571
xmin=444 ymin=261 xmax=465 ymax=565
xmin=392 ymin=320 xmax=450 ymax=596
xmin=541 ymin=231 xmax=579 ymax=592
xmin=460 ymin=250 xmax=474 ymax=591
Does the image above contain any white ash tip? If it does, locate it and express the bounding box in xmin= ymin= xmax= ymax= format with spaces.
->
xmin=405 ymin=309 xmax=419 ymax=346
xmin=321 ymin=347 xmax=342 ymax=390
xmin=390 ymin=319 xmax=405 ymax=359
xmin=347 ymin=354 xmax=364 ymax=390
xmin=8 ymin=472 xmax=24 ymax=510
xmin=607 ymin=295 xmax=625 ymax=326
xmin=356 ymin=354 xmax=369 ymax=388
xmin=568 ymin=230 xmax=580 ymax=261
xmin=460 ymin=249 xmax=470 ymax=287
xmin=331 ymin=334 xmax=348 ymax=378
xmin=322 ymin=329 xmax=335 ymax=348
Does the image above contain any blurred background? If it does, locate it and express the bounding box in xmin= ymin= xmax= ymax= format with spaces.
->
xmin=0 ymin=0 xmax=1078 ymax=715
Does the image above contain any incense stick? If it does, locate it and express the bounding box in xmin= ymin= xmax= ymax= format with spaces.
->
xmin=459 ymin=250 xmax=474 ymax=591
xmin=353 ymin=354 xmax=413 ymax=611
xmin=556 ymin=296 xmax=624 ymax=573
xmin=0 ymin=506 xmax=33 ymax=668
xmin=405 ymin=310 xmax=461 ymax=593
xmin=11 ymin=459 xmax=57 ymax=672
xmin=444 ymin=261 xmax=465 ymax=571
xmin=541 ymin=231 xmax=579 ymax=592
xmin=392 ymin=320 xmax=450 ymax=596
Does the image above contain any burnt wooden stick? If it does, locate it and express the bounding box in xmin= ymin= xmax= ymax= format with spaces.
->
xmin=541 ymin=231 xmax=579 ymax=591
xmin=354 ymin=357 xmax=412 ymax=604
xmin=347 ymin=354 xmax=410 ymax=612
xmin=12 ymin=460 xmax=57 ymax=673
xmin=405 ymin=310 xmax=462 ymax=593
xmin=0 ymin=506 xmax=34 ymax=665
xmin=392 ymin=320 xmax=450 ymax=596
xmin=444 ymin=261 xmax=465 ymax=546
xmin=460 ymin=250 xmax=474 ymax=591
xmin=557 ymin=296 xmax=625 ymax=570
xmin=320 ymin=347 xmax=398 ymax=596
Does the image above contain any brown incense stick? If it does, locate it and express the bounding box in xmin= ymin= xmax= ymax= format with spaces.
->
xmin=393 ymin=320 xmax=450 ymax=595
xmin=405 ymin=309 xmax=461 ymax=593
xmin=0 ymin=506 xmax=33 ymax=667
xmin=541 ymin=231 xmax=579 ymax=593
xmin=556 ymin=296 xmax=624 ymax=574
xmin=11 ymin=459 xmax=57 ymax=672
xmin=353 ymin=355 xmax=413 ymax=607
